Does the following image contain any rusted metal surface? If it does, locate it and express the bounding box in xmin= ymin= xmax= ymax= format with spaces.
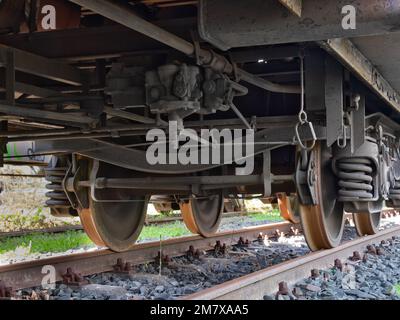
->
xmin=278 ymin=0 xmax=302 ymax=17
xmin=352 ymin=34 xmax=400 ymax=98
xmin=61 ymin=267 xmax=89 ymax=286
xmin=183 ymin=226 xmax=400 ymax=300
xmin=198 ymin=0 xmax=400 ymax=50
xmin=321 ymin=38 xmax=400 ymax=114
xmin=0 ymin=280 xmax=12 ymax=299
xmin=70 ymin=0 xmax=300 ymax=94
xmin=0 ymin=222 xmax=294 ymax=290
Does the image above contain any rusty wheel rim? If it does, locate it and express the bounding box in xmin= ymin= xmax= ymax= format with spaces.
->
xmin=299 ymin=142 xmax=345 ymax=251
xmin=78 ymin=160 xmax=149 ymax=252
xmin=78 ymin=208 xmax=106 ymax=247
xmin=277 ymin=193 xmax=301 ymax=224
xmin=180 ymin=192 xmax=224 ymax=237
xmin=353 ymin=212 xmax=381 ymax=236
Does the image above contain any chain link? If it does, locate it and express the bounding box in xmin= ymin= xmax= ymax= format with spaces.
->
xmin=294 ymin=55 xmax=316 ymax=151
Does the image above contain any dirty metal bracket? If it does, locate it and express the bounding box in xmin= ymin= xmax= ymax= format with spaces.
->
xmin=320 ymin=38 xmax=400 ymax=115
xmin=0 ymin=44 xmax=83 ymax=86
xmin=325 ymin=56 xmax=344 ymax=147
xmin=198 ymin=0 xmax=400 ymax=50
xmin=295 ymin=149 xmax=317 ymax=205
xmin=305 ymin=49 xmax=326 ymax=112
xmin=68 ymin=160 xmax=90 ymax=210
xmin=263 ymin=150 xmax=272 ymax=197
xmin=351 ymin=94 xmax=366 ymax=153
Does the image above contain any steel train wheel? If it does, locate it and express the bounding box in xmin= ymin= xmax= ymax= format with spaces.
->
xmin=299 ymin=142 xmax=345 ymax=251
xmin=352 ymin=212 xmax=381 ymax=236
xmin=277 ymin=193 xmax=300 ymax=224
xmin=78 ymin=161 xmax=149 ymax=252
xmin=180 ymin=192 xmax=224 ymax=237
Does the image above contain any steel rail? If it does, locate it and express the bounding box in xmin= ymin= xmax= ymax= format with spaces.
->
xmin=183 ymin=225 xmax=400 ymax=300
xmin=0 ymin=222 xmax=295 ymax=290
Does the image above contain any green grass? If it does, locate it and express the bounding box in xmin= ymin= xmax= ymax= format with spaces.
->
xmin=0 ymin=222 xmax=191 ymax=256
xmin=139 ymin=221 xmax=190 ymax=240
xmin=395 ymin=284 xmax=400 ymax=296
xmin=247 ymin=210 xmax=283 ymax=222
xmin=0 ymin=211 xmax=75 ymax=232
xmin=0 ymin=210 xmax=279 ymax=256
xmin=0 ymin=231 xmax=93 ymax=255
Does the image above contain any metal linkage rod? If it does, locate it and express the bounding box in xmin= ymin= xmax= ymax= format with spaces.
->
xmin=0 ymin=103 xmax=95 ymax=126
xmin=69 ymin=0 xmax=300 ymax=94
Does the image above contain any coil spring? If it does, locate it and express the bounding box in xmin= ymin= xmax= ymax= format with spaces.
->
xmin=44 ymin=165 xmax=70 ymax=210
xmin=337 ymin=157 xmax=374 ymax=202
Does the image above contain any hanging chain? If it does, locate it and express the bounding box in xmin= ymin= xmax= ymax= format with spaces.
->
xmin=295 ymin=55 xmax=317 ymax=151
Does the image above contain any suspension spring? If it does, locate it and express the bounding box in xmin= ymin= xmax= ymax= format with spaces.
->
xmin=336 ymin=157 xmax=375 ymax=202
xmin=44 ymin=157 xmax=77 ymax=217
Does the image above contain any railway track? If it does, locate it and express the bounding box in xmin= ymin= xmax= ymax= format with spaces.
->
xmin=0 ymin=211 xmax=398 ymax=300
xmin=0 ymin=221 xmax=296 ymax=293
xmin=183 ymin=225 xmax=400 ymax=300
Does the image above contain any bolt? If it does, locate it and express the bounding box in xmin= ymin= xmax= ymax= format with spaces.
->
xmin=221 ymin=243 xmax=227 ymax=255
xmin=214 ymin=240 xmax=221 ymax=253
xmin=214 ymin=241 xmax=227 ymax=255
xmin=311 ymin=269 xmax=320 ymax=279
xmin=277 ymin=281 xmax=289 ymax=295
xmin=292 ymin=287 xmax=303 ymax=298
xmin=0 ymin=280 xmax=12 ymax=298
xmin=367 ymin=245 xmax=377 ymax=255
xmin=289 ymin=227 xmax=298 ymax=236
xmin=274 ymin=229 xmax=284 ymax=238
xmin=334 ymin=259 xmax=343 ymax=271
xmin=376 ymin=248 xmax=385 ymax=256
xmin=156 ymin=252 xmax=171 ymax=266
xmin=350 ymin=251 xmax=361 ymax=261
xmin=113 ymin=258 xmax=125 ymax=272
xmin=187 ymin=245 xmax=196 ymax=257
xmin=257 ymin=233 xmax=264 ymax=243
xmin=238 ymin=237 xmax=245 ymax=246
xmin=62 ymin=267 xmax=87 ymax=286
xmin=362 ymin=254 xmax=368 ymax=263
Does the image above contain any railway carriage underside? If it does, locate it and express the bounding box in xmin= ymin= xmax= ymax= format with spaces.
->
xmin=1 ymin=0 xmax=400 ymax=252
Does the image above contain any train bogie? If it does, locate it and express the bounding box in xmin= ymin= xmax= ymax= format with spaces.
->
xmin=0 ymin=0 xmax=399 ymax=252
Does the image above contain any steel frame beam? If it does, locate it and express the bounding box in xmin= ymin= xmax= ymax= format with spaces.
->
xmin=0 ymin=44 xmax=83 ymax=86
xmin=320 ymin=38 xmax=400 ymax=114
xmin=0 ymin=103 xmax=95 ymax=126
xmin=69 ymin=0 xmax=300 ymax=94
xmin=198 ymin=0 xmax=400 ymax=50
